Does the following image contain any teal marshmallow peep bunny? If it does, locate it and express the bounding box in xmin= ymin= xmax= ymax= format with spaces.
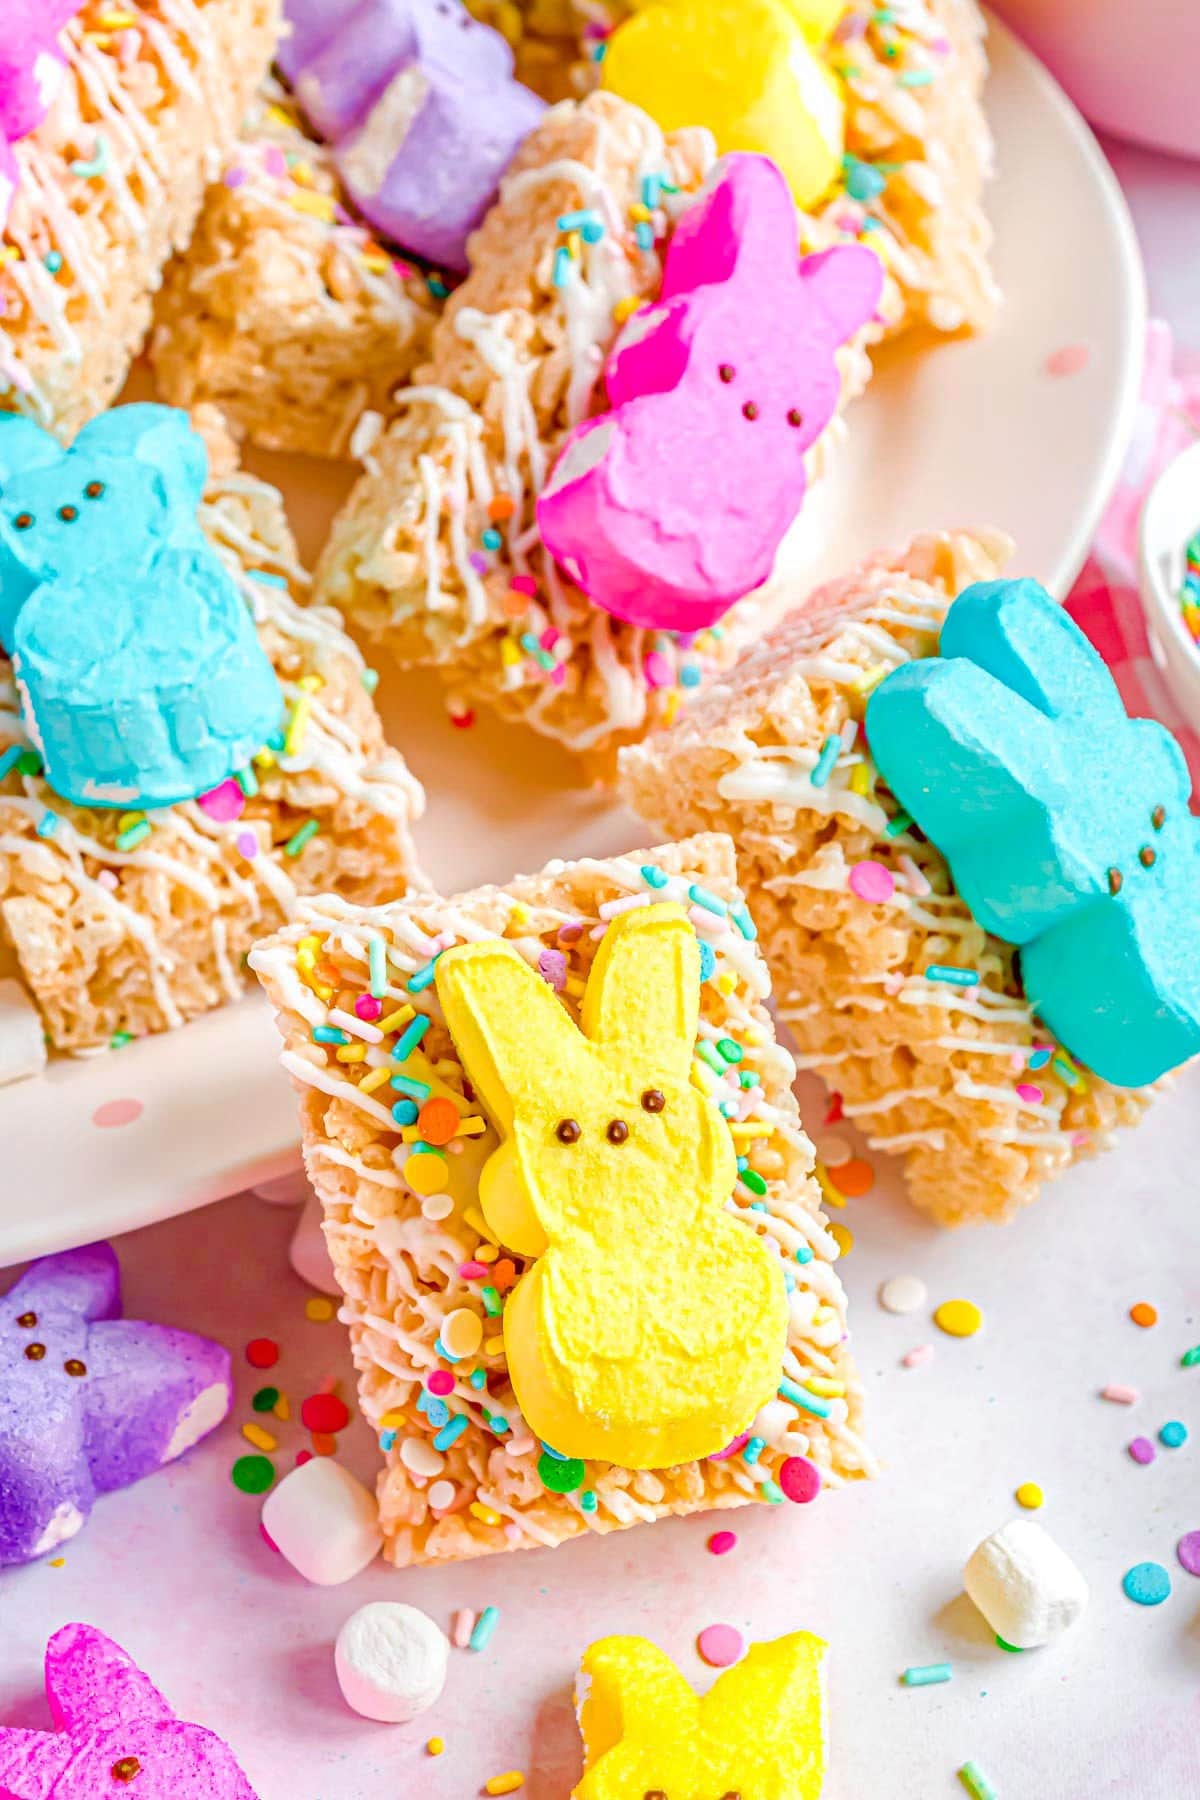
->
xmin=866 ymin=577 xmax=1200 ymax=1088
xmin=0 ymin=404 xmax=280 ymax=810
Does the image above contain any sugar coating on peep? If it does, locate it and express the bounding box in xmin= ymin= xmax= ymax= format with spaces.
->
xmin=334 ymin=1601 xmax=449 ymax=1722
xmin=259 ymin=1456 xmax=382 ymax=1585
xmin=963 ymin=1519 xmax=1089 ymax=1649
xmin=0 ymin=976 xmax=47 ymax=1084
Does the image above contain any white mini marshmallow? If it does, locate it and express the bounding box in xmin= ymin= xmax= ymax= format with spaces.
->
xmin=0 ymin=979 xmax=46 ymax=1085
xmin=334 ymin=1602 xmax=449 ymax=1723
xmin=289 ymin=1189 xmax=341 ymax=1295
xmin=963 ymin=1518 xmax=1089 ymax=1648
xmin=260 ymin=1457 xmax=381 ymax=1586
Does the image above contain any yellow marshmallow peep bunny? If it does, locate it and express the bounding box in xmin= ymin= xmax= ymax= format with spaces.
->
xmin=434 ymin=903 xmax=788 ymax=1470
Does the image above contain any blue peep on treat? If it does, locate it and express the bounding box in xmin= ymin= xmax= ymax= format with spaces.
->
xmin=866 ymin=577 xmax=1200 ymax=1089
xmin=0 ymin=405 xmax=281 ymax=810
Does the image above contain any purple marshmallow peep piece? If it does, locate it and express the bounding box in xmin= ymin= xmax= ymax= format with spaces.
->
xmin=280 ymin=0 xmax=545 ymax=269
xmin=0 ymin=3 xmax=81 ymax=179
xmin=0 ymin=1243 xmax=232 ymax=1568
xmin=0 ymin=1624 xmax=259 ymax=1798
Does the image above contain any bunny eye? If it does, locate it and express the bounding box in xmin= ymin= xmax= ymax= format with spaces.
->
xmin=555 ymin=1118 xmax=582 ymax=1144
xmin=644 ymin=1790 xmax=668 ymax=1800
xmin=85 ymin=480 xmax=105 ymax=500
xmin=64 ymin=1358 xmax=87 ymax=1377
xmin=718 ymin=364 xmax=735 ymax=383
xmin=606 ymin=1119 xmax=630 ymax=1144
xmin=1152 ymin=805 xmax=1166 ymax=830
xmin=13 ymin=513 xmax=33 ymax=530
xmin=1140 ymin=846 xmax=1157 ymax=868
xmin=641 ymin=1088 xmax=666 ymax=1113
xmin=111 ymin=1757 xmax=142 ymax=1782
xmin=57 ymin=504 xmax=79 ymax=523
xmin=1107 ymin=867 xmax=1122 ymax=896
xmin=742 ymin=401 xmax=759 ymax=421
xmin=787 ymin=408 xmax=804 ymax=428
xmin=16 ymin=1311 xmax=37 ymax=1328
xmin=24 ymin=1342 xmax=46 ymax=1361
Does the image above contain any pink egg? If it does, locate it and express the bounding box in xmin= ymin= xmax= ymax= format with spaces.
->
xmin=779 ymin=1455 xmax=822 ymax=1504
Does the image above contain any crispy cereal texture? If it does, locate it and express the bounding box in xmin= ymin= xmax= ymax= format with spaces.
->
xmin=250 ymin=832 xmax=871 ymax=1566
xmin=150 ymin=82 xmax=440 ymax=458
xmin=0 ymin=408 xmax=424 ymax=1054
xmin=619 ymin=533 xmax=1155 ymax=1226
xmin=0 ymin=0 xmax=282 ymax=441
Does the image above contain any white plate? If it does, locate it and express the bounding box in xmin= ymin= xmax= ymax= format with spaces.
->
xmin=0 ymin=14 xmax=1146 ymax=1265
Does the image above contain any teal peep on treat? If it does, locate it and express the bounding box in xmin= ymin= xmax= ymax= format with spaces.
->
xmin=866 ymin=577 xmax=1200 ymax=1088
xmin=0 ymin=405 xmax=281 ymax=810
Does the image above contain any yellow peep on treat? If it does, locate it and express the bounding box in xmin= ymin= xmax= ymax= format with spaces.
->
xmin=574 ymin=1632 xmax=827 ymax=1800
xmin=601 ymin=0 xmax=845 ymax=210
xmin=435 ymin=903 xmax=788 ymax=1470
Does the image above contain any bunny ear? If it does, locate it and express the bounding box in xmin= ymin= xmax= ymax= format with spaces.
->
xmin=702 ymin=1632 xmax=827 ymax=1796
xmin=581 ymin=904 xmax=699 ymax=1084
xmin=0 ymin=1726 xmax=73 ymax=1798
xmin=434 ymin=940 xmax=592 ymax=1130
xmin=799 ymin=241 xmax=884 ymax=346
xmin=577 ymin=1636 xmax=696 ymax=1769
xmin=44 ymin=1626 xmax=175 ymax=1736
xmin=660 ymin=152 xmax=798 ymax=303
xmin=73 ymin=404 xmax=209 ymax=514
xmin=7 ymin=1243 xmax=121 ymax=1323
xmin=0 ymin=414 xmax=61 ymax=487
xmin=942 ymin=578 xmax=1128 ymax=724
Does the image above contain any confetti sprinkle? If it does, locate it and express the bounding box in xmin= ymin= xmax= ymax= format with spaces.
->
xmin=958 ymin=1760 xmax=999 ymax=1799
xmin=537 ymin=1451 xmax=585 ymax=1494
xmin=879 ymin=1275 xmax=927 ymax=1315
xmin=485 ymin=1775 xmax=525 ymax=1796
xmin=1128 ymin=1437 xmax=1155 ymax=1466
xmin=1122 ymin=1561 xmax=1171 ymax=1606
xmin=301 ymin=1393 xmax=349 ymax=1435
xmin=91 ymin=1098 xmax=143 ymax=1129
xmin=251 ymin=1387 xmax=279 ymax=1413
xmin=1176 ymin=1532 xmax=1200 ymax=1577
xmin=903 ymin=1344 xmax=934 ymax=1369
xmin=231 ymin=1455 xmax=275 ymax=1495
xmin=827 ymin=1157 xmax=873 ymax=1198
xmin=245 ymin=1338 xmax=279 ymax=1369
xmin=1014 ymin=1482 xmax=1044 ymax=1509
xmin=901 ymin=1663 xmax=952 ymax=1687
xmin=708 ymin=1530 xmax=737 ymax=1555
xmin=1160 ymin=1421 xmax=1188 ymax=1449
xmin=848 ymin=859 xmax=895 ymax=904
xmin=933 ymin=1299 xmax=983 ymax=1338
xmin=470 ymin=1606 xmax=501 ymax=1652
xmin=1129 ymin=1302 xmax=1158 ymax=1328
xmin=426 ymin=1737 xmax=445 ymax=1756
xmin=305 ymin=1297 xmax=335 ymax=1322
xmin=696 ymin=1623 xmax=745 ymax=1668
xmin=1101 ymin=1384 xmax=1139 ymax=1405
xmin=1182 ymin=1346 xmax=1200 ymax=1368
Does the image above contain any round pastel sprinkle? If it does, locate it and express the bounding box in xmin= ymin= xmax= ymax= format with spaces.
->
xmin=427 ymin=1737 xmax=445 ymax=1757
xmin=1014 ymin=1481 xmax=1043 ymax=1509
xmin=422 ymin=1192 xmax=454 ymax=1221
xmin=934 ymin=1298 xmax=983 ymax=1338
xmin=537 ymin=1451 xmax=585 ymax=1494
xmin=1176 ymin=1532 xmax=1200 ymax=1577
xmin=405 ymin=1153 xmax=445 ymax=1196
xmin=1015 ymin=1082 xmax=1043 ymax=1105
xmin=1130 ymin=1302 xmax=1158 ymax=1328
xmin=418 ymin=1096 xmax=460 ymax=1145
xmin=246 ymin=1337 xmax=279 ymax=1369
xmin=427 ymin=1479 xmax=456 ymax=1511
xmin=91 ymin=1097 xmax=143 ymax=1129
xmin=427 ymin=1370 xmax=455 ymax=1398
xmin=231 ymin=1454 xmax=275 ymax=1495
xmin=879 ymin=1275 xmax=926 ymax=1315
xmin=848 ymin=859 xmax=895 ymax=904
xmin=1122 ymin=1561 xmax=1171 ymax=1606
xmin=236 ymin=830 xmax=258 ymax=859
xmin=1128 ymin=1437 xmax=1155 ymax=1465
xmin=814 ymin=1133 xmax=852 ymax=1167
xmin=826 ymin=1156 xmax=873 ymax=1198
xmin=301 ymin=1393 xmax=350 ymax=1435
xmin=696 ymin=1623 xmax=744 ymax=1668
xmin=1101 ymin=1384 xmax=1139 ymax=1405
xmin=252 ymin=1386 xmax=280 ymax=1413
xmin=441 ymin=1308 xmax=484 ymax=1359
xmin=779 ymin=1455 xmax=821 ymax=1504
xmin=1160 ymin=1420 xmax=1188 ymax=1449
xmin=400 ymin=1437 xmax=445 ymax=1477
xmin=708 ymin=1530 xmax=738 ymax=1555
xmin=903 ymin=1344 xmax=934 ymax=1369
xmin=305 ymin=1297 xmax=335 ymax=1322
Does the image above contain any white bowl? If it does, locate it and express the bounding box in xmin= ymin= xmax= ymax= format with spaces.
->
xmin=1137 ymin=437 xmax=1200 ymax=731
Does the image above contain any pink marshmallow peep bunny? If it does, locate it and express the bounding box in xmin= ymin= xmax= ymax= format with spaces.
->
xmin=537 ymin=153 xmax=883 ymax=633
xmin=0 ymin=1624 xmax=259 ymax=1799
xmin=0 ymin=2 xmax=82 ymax=230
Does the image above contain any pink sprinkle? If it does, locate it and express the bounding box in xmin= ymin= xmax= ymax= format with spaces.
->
xmin=550 ymin=662 xmax=566 ymax=686
xmin=459 ymin=1261 xmax=489 ymax=1279
xmin=295 ymin=1449 xmax=313 ymax=1467
xmin=644 ymin=650 xmax=673 ymax=689
xmin=558 ymin=922 xmax=584 ymax=945
xmin=509 ymin=574 xmax=538 ymax=596
xmin=236 ymin=831 xmax=258 ymax=860
xmin=1045 ymin=343 xmax=1090 ymax=377
xmin=896 ymin=853 xmax=931 ymax=897
xmin=834 ymin=7 xmax=868 ymax=37
xmin=1101 ymin=1384 xmax=1140 ymax=1405
xmin=708 ymin=1431 xmax=751 ymax=1462
xmin=355 ymin=994 xmax=383 ymax=1021
xmin=92 ymin=1098 xmax=143 ymax=1130
xmin=903 ymin=1344 xmax=934 ymax=1369
xmin=1177 ymin=1531 xmax=1200 ymax=1577
xmin=97 ymin=869 xmax=119 ymax=891
xmin=697 ymin=1623 xmax=744 ymax=1669
xmin=263 ymin=146 xmax=288 ymax=179
xmin=708 ymin=1530 xmax=737 ymax=1556
xmin=539 ymin=628 xmax=561 ymax=652
xmin=848 ymin=859 xmax=895 ymax=905
xmin=1129 ymin=1436 xmax=1156 ymax=1466
xmin=223 ymin=167 xmax=247 ymax=189
xmin=1071 ymin=1131 xmax=1091 ymax=1149
xmin=538 ymin=948 xmax=567 ymax=991
xmin=451 ymin=1609 xmax=475 ymax=1648
xmin=197 ymin=778 xmax=245 ymax=823
xmin=779 ymin=1455 xmax=822 ymax=1504
xmin=427 ymin=1370 xmax=455 ymax=1397
xmin=1015 ymin=1083 xmax=1043 ymax=1105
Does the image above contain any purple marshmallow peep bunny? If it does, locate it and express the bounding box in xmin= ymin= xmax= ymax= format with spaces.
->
xmin=0 ymin=1625 xmax=259 ymax=1798
xmin=0 ymin=1243 xmax=232 ymax=1568
xmin=279 ymin=0 xmax=544 ymax=269
xmin=0 ymin=2 xmax=82 ymax=230
xmin=538 ymin=153 xmax=884 ymax=634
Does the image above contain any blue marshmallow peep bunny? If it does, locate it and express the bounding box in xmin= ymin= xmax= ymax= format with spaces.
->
xmin=0 ymin=405 xmax=280 ymax=810
xmin=866 ymin=577 xmax=1200 ymax=1088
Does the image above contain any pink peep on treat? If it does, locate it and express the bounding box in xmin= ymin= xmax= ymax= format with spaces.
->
xmin=537 ymin=153 xmax=884 ymax=633
xmin=0 ymin=1 xmax=80 ymax=223
xmin=0 ymin=1624 xmax=259 ymax=1798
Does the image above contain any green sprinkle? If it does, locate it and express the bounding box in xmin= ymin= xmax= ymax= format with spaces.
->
xmin=469 ymin=1605 xmax=500 ymax=1652
xmin=1052 ymin=1055 xmax=1082 ymax=1089
xmin=811 ymin=735 xmax=841 ymax=788
xmin=778 ymin=1377 xmax=832 ymax=1419
xmin=901 ymin=1663 xmax=952 ymax=1687
xmin=995 ymin=1636 xmax=1025 ymax=1654
xmin=361 ymin=667 xmax=379 ymax=694
xmin=1182 ymin=1346 xmax=1200 ymax=1367
xmin=116 ymin=821 xmax=152 ymax=852
xmin=252 ymin=1386 xmax=280 ymax=1413
xmin=760 ymin=1479 xmax=784 ymax=1503
xmin=924 ymin=965 xmax=980 ymax=987
xmin=898 ymin=67 xmax=935 ymax=87
xmin=716 ymin=1037 xmax=743 ymax=1064
xmin=109 ymin=1030 xmax=133 ymax=1049
xmin=284 ymin=819 xmax=320 ymax=857
xmin=884 ymin=809 xmax=913 ymax=839
xmin=740 ymin=1169 xmax=767 ymax=1197
xmin=236 ymin=764 xmax=258 ymax=798
xmin=17 ymin=749 xmax=42 ymax=776
xmin=368 ymin=935 xmax=388 ymax=998
xmin=580 ymin=1489 xmax=598 ymax=1513
xmin=538 ymin=1451 xmax=585 ymax=1494
xmin=390 ymin=1074 xmax=431 ymax=1102
xmin=958 ymin=1762 xmax=998 ymax=1800
xmin=481 ymin=1285 xmax=502 ymax=1317
xmin=695 ymin=1041 xmax=728 ymax=1074
xmin=231 ymin=1454 xmax=274 ymax=1495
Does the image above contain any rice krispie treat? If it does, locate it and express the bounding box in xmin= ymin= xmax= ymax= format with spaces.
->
xmin=619 ymin=533 xmax=1158 ymax=1227
xmin=0 ymin=404 xmax=423 ymax=1057
xmin=250 ymin=833 xmax=871 ymax=1566
xmin=149 ymin=81 xmax=441 ymax=459
xmin=0 ymin=0 xmax=282 ymax=440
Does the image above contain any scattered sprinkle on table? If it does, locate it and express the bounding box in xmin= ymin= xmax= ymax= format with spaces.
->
xmin=245 ymin=1338 xmax=279 ymax=1369
xmin=1014 ymin=1482 xmax=1043 ymax=1509
xmin=1176 ymin=1532 xmax=1200 ymax=1577
xmin=231 ymin=1454 xmax=275 ymax=1496
xmin=469 ymin=1606 xmax=500 ymax=1652
xmin=426 ymin=1737 xmax=445 ymax=1756
xmin=958 ymin=1760 xmax=998 ymax=1799
xmin=1128 ymin=1437 xmax=1155 ymax=1466
xmin=708 ymin=1530 xmax=737 ymax=1555
xmin=901 ymin=1662 xmax=952 ymax=1687
xmin=305 ymin=1297 xmax=335 ymax=1322
xmin=1123 ymin=1561 xmax=1171 ymax=1606
xmin=1129 ymin=1302 xmax=1158 ymax=1328
xmin=301 ymin=1392 xmax=349 ymax=1435
xmin=829 ymin=1221 xmax=854 ymax=1256
xmin=880 ymin=1275 xmax=927 ymax=1315
xmin=91 ymin=1098 xmax=143 ymax=1129
xmin=484 ymin=1773 xmax=525 ymax=1795
xmin=1101 ymin=1384 xmax=1139 ymax=1405
xmin=1160 ymin=1420 xmax=1188 ymax=1449
xmin=697 ymin=1623 xmax=745 ymax=1668
xmin=1044 ymin=343 xmax=1090 ymax=377
xmin=827 ymin=1157 xmax=873 ymax=1198
xmin=1182 ymin=1345 xmax=1200 ymax=1368
xmin=903 ymin=1344 xmax=934 ymax=1369
xmin=934 ymin=1299 xmax=983 ymax=1338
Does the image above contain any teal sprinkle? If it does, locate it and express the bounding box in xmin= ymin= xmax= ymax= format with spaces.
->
xmin=248 ymin=568 xmax=289 ymax=589
xmin=70 ymin=134 xmax=109 ymax=179
xmin=361 ymin=667 xmax=380 ymax=694
xmin=719 ymin=1100 xmax=739 ymax=1119
xmin=679 ymin=662 xmax=702 ymax=688
xmin=109 ymin=1030 xmax=133 ymax=1049
xmin=426 ymin=275 xmax=449 ymax=299
xmin=811 ymin=735 xmax=841 ymax=788
xmin=716 ymin=1037 xmax=742 ymax=1063
xmin=469 ymin=1368 xmax=487 ymax=1391
xmin=884 ymin=809 xmax=913 ymax=839
xmin=379 ymin=1428 xmax=397 ymax=1452
xmin=795 ymin=1245 xmax=814 ymax=1265
xmin=368 ymin=936 xmax=388 ymax=998
xmin=741 ymin=1169 xmax=767 ymax=1197
xmin=432 ymin=1413 xmax=469 ymax=1452
xmin=634 ymin=220 xmax=654 ymax=251
xmin=924 ymin=965 xmax=980 ymax=987
xmin=688 ymin=883 xmax=728 ymax=917
xmin=481 ymin=1285 xmax=502 ymax=1317
xmin=590 ymin=38 xmax=607 ymax=61
xmin=1182 ymin=1346 xmax=1200 ymax=1368
xmin=390 ymin=1074 xmax=431 ymax=1102
xmin=742 ymin=1436 xmax=765 ymax=1465
xmin=116 ymin=821 xmax=151 ymax=852
xmin=406 ymin=955 xmax=442 ymax=994
xmin=749 ymin=1200 xmax=767 ymax=1214
xmin=283 ymin=819 xmax=319 ymax=857
xmin=469 ymin=1606 xmax=500 ymax=1652
xmin=842 ymin=153 xmax=887 ymax=203
xmin=0 ymin=746 xmax=21 ymax=781
xmin=641 ymin=863 xmax=669 ymax=889
xmin=898 ymin=68 xmax=935 ymax=87
xmin=778 ymin=1377 xmax=832 ymax=1419
xmin=731 ymin=905 xmax=756 ymax=940
xmin=391 ymin=1098 xmax=418 ymax=1125
xmin=552 ymin=246 xmax=573 ymax=288
xmin=859 ymin=216 xmax=882 ymax=232
xmin=313 ymin=1025 xmax=349 ymax=1045
xmin=236 ymin=764 xmax=258 ymax=798
xmin=641 ymin=173 xmax=662 ymax=208
xmin=1052 ymin=1055 xmax=1082 ymax=1088
xmin=482 ymin=527 xmax=502 ymax=551
xmin=580 ymin=1490 xmax=598 ymax=1514
xmin=1160 ymin=1420 xmax=1188 ymax=1448
xmin=392 ymin=1012 xmax=431 ymax=1061
xmin=736 ymin=1156 xmax=748 ymax=1173
xmin=486 ymin=1415 xmax=509 ymax=1434
xmin=44 ymin=251 xmax=63 ymax=275
xmin=267 ymin=733 xmax=286 ymax=754
xmin=35 ymin=811 xmax=58 ymax=839
xmin=739 ymin=1071 xmax=758 ymax=1089
xmin=407 ymin=1139 xmax=437 ymax=1155
xmin=902 ymin=1663 xmax=952 ymax=1687
xmin=540 ymin=1442 xmax=568 ymax=1461
xmin=761 ymin=1480 xmax=784 ymax=1504
xmin=1027 ymin=1047 xmax=1052 ymax=1071
xmin=784 ymin=1269 xmax=796 ymax=1293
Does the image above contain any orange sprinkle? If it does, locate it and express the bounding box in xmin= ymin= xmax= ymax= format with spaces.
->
xmin=503 ymin=589 xmax=529 ymax=619
xmin=311 ymin=1432 xmax=337 ymax=1456
xmin=418 ymin=1096 xmax=460 ymax=1145
xmin=827 ymin=1157 xmax=874 ymax=1198
xmin=491 ymin=1258 xmax=517 ymax=1292
xmin=488 ymin=494 xmax=516 ymax=522
xmin=1130 ymin=1302 xmax=1158 ymax=1328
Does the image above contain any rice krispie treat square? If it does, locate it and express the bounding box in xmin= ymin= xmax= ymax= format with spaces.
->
xmin=0 ymin=406 xmax=424 ymax=1055
xmin=250 ymin=832 xmax=871 ymax=1566
xmin=0 ymin=0 xmax=283 ymax=441
xmin=619 ymin=532 xmax=1155 ymax=1227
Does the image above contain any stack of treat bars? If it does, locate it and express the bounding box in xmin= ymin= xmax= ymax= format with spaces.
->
xmin=0 ymin=1 xmax=1194 ymax=1793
